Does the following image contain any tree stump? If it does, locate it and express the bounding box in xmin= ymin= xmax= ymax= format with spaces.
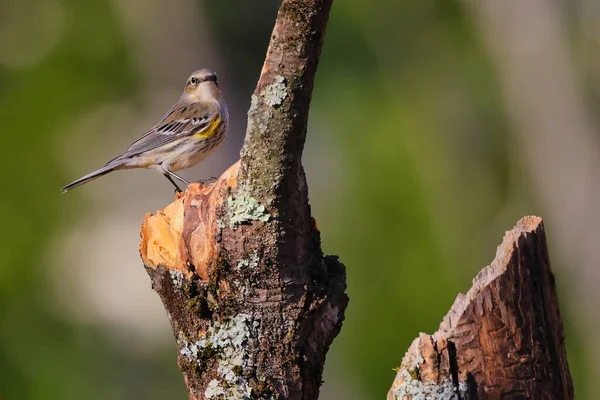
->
xmin=139 ymin=0 xmax=348 ymax=399
xmin=388 ymin=216 xmax=573 ymax=400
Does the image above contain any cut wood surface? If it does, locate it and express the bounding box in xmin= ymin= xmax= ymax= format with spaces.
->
xmin=139 ymin=0 xmax=348 ymax=399
xmin=388 ymin=216 xmax=573 ymax=400
xmin=141 ymin=162 xmax=241 ymax=282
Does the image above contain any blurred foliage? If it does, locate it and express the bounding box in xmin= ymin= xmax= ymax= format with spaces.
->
xmin=0 ymin=0 xmax=185 ymax=398
xmin=0 ymin=0 xmax=591 ymax=399
xmin=311 ymin=1 xmax=589 ymax=397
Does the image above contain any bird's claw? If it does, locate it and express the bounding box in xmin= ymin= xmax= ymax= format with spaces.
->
xmin=197 ymin=176 xmax=217 ymax=185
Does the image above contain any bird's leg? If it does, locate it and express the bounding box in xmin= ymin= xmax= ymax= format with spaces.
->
xmin=161 ymin=165 xmax=190 ymax=192
xmin=163 ymin=173 xmax=182 ymax=193
xmin=166 ymin=169 xmax=190 ymax=185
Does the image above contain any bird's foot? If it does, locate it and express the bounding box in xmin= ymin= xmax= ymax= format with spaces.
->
xmin=196 ymin=176 xmax=217 ymax=185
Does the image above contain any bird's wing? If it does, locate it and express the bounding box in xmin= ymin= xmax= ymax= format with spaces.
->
xmin=108 ymin=101 xmax=219 ymax=164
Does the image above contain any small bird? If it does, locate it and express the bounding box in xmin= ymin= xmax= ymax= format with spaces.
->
xmin=61 ymin=69 xmax=228 ymax=193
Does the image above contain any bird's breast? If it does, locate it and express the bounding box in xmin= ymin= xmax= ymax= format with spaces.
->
xmin=169 ymin=127 xmax=226 ymax=171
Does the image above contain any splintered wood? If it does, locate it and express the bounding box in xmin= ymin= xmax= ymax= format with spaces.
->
xmin=388 ymin=216 xmax=573 ymax=400
xmin=140 ymin=161 xmax=240 ymax=281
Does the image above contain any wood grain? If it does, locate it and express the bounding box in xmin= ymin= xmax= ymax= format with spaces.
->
xmin=139 ymin=0 xmax=347 ymax=399
xmin=388 ymin=216 xmax=573 ymax=400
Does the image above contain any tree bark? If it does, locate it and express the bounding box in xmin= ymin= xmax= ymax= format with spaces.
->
xmin=139 ymin=0 xmax=347 ymax=399
xmin=388 ymin=216 xmax=573 ymax=400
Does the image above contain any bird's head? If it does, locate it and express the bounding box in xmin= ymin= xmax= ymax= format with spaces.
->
xmin=182 ymin=69 xmax=221 ymax=102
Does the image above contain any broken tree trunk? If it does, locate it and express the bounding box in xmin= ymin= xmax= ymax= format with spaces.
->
xmin=388 ymin=216 xmax=573 ymax=400
xmin=139 ymin=0 xmax=348 ymax=399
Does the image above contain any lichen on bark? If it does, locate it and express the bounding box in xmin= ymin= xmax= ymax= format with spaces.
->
xmin=140 ymin=0 xmax=347 ymax=399
xmin=388 ymin=216 xmax=573 ymax=400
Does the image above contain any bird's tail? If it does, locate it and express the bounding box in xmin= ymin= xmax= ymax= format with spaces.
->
xmin=61 ymin=164 xmax=119 ymax=193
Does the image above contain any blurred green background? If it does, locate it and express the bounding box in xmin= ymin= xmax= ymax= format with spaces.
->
xmin=1 ymin=0 xmax=598 ymax=398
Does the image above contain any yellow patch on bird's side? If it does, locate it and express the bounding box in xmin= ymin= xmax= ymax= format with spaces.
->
xmin=194 ymin=117 xmax=222 ymax=139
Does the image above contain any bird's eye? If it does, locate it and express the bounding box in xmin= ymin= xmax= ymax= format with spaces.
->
xmin=190 ymin=77 xmax=199 ymax=85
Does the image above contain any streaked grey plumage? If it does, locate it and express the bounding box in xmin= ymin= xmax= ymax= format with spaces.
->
xmin=61 ymin=69 xmax=228 ymax=193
